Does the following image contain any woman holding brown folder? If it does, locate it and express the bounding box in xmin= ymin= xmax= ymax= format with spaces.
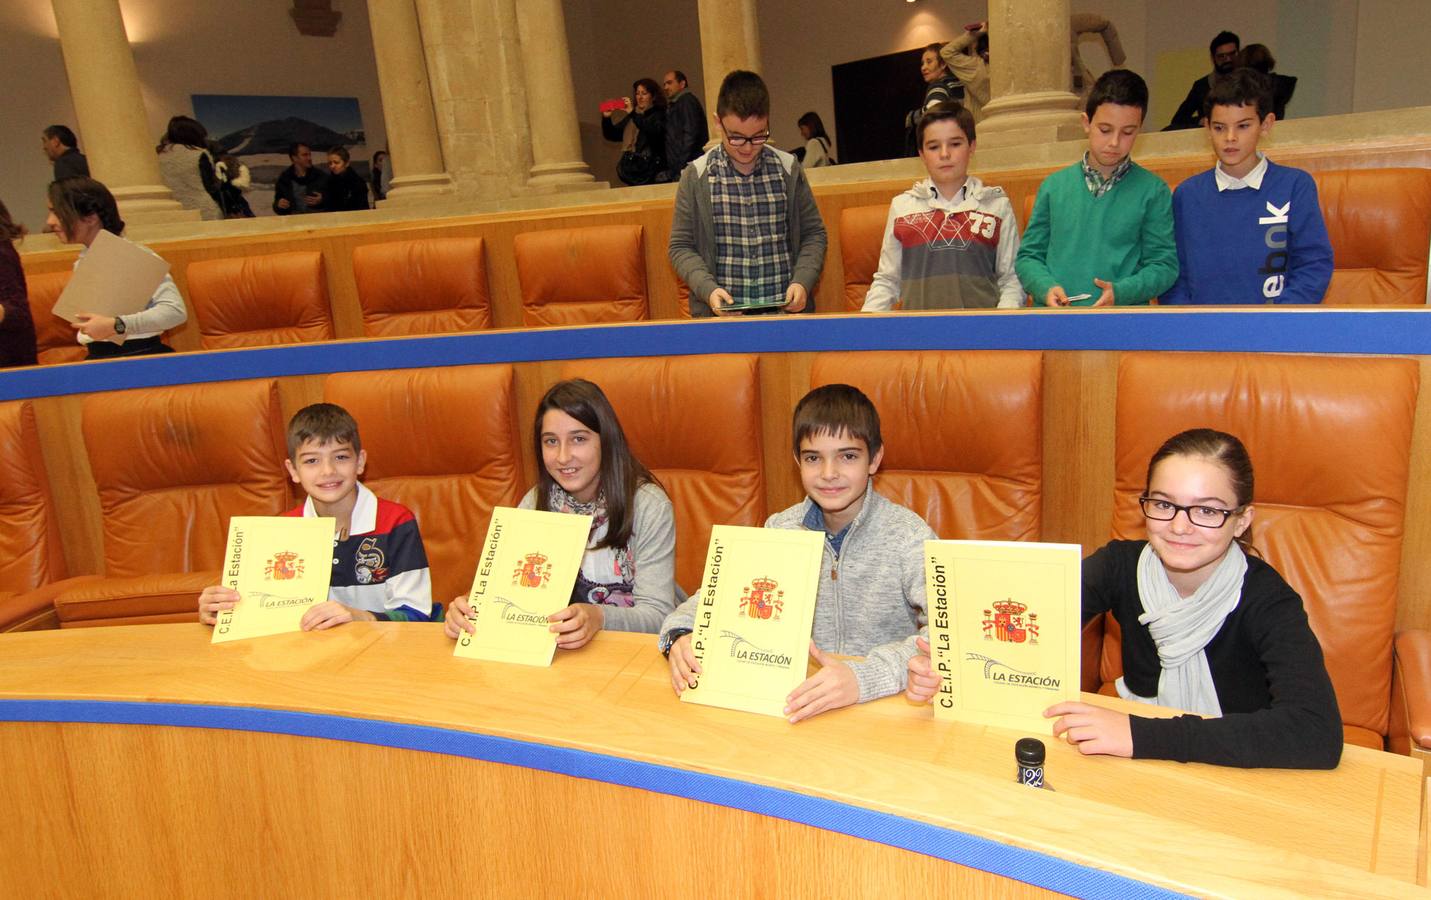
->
xmin=46 ymin=178 xmax=187 ymax=359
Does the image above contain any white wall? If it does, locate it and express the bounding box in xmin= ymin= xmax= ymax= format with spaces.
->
xmin=0 ymin=0 xmax=386 ymax=230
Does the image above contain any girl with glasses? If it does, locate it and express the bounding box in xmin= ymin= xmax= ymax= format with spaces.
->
xmin=1044 ymin=428 xmax=1342 ymax=767
xmin=908 ymin=428 xmax=1343 ymax=769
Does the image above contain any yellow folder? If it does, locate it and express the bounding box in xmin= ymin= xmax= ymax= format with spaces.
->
xmin=925 ymin=540 xmax=1081 ymax=732
xmin=212 ymin=516 xmax=336 ymax=643
xmin=680 ymin=525 xmax=823 ymax=718
xmin=452 ymin=506 xmax=593 ymax=667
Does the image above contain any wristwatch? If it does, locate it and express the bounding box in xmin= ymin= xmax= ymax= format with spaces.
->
xmin=659 ymin=628 xmax=693 ymax=658
xmin=113 ymin=316 xmax=126 ymax=335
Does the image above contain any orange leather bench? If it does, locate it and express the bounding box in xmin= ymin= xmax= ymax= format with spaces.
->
xmin=25 ymin=270 xmax=86 ymax=365
xmin=809 ymin=351 xmax=1042 ymax=541
xmin=52 ymin=379 xmax=292 ymax=627
xmin=514 ymin=224 xmax=649 ymax=326
xmin=0 ymin=400 xmax=68 ymax=630
xmin=352 ymin=237 xmax=493 ymax=337
xmin=186 ymin=251 xmax=335 ymax=349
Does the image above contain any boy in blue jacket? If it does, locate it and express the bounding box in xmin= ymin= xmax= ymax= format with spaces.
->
xmin=1162 ymin=68 xmax=1333 ymax=305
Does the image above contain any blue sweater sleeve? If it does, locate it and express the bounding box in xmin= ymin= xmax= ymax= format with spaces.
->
xmin=1161 ymin=184 xmax=1193 ymax=305
xmin=1278 ymin=173 xmax=1334 ymax=305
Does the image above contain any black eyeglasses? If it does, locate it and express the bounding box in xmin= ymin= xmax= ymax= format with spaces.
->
xmin=1138 ymin=496 xmax=1242 ymax=529
xmin=725 ymin=132 xmax=770 ymax=148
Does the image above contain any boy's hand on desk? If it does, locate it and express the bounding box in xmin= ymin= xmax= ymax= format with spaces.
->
xmin=1044 ymin=286 xmax=1070 ymax=307
xmin=198 ymin=585 xmax=240 ymax=625
xmin=444 ymin=596 xmax=476 ymax=639
xmin=668 ymin=634 xmax=701 ymax=694
xmin=783 ymin=283 xmax=808 ymax=312
xmin=548 ymin=603 xmax=604 ymax=650
xmin=905 ymin=635 xmax=939 ymax=704
xmin=1045 ymin=701 xmax=1133 ymax=758
xmin=784 ymin=644 xmax=859 ymax=723
xmin=708 ymin=288 xmax=734 ymax=317
xmin=301 ymin=601 xmax=374 ymax=631
xmin=1091 ymin=278 xmax=1116 ymax=308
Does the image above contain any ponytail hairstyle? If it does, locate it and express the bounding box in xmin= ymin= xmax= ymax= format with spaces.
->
xmin=48 ymin=177 xmax=124 ymax=239
xmin=1145 ymin=428 xmax=1257 ymax=554
xmin=533 ymin=379 xmax=660 ymax=550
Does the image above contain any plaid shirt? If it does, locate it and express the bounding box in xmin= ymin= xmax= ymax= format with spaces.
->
xmin=1081 ymin=152 xmax=1132 ymax=198
xmin=710 ymin=145 xmax=792 ymax=306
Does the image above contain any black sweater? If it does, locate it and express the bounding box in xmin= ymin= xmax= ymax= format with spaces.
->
xmin=1083 ymin=540 xmax=1343 ymax=769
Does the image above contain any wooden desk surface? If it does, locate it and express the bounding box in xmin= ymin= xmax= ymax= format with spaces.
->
xmin=0 ymin=623 xmax=1423 ymax=898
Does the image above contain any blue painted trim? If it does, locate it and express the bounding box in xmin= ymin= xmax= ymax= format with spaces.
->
xmin=0 ymin=698 xmax=1186 ymax=899
xmin=2 ymin=310 xmax=1428 ymax=402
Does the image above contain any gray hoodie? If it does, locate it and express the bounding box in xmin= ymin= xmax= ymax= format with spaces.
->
xmin=660 ymin=485 xmax=933 ymax=701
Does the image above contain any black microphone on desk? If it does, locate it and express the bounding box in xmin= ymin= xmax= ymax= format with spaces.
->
xmin=1016 ymin=738 xmax=1046 ymax=788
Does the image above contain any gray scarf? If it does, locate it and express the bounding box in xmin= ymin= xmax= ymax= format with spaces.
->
xmin=1116 ymin=541 xmax=1247 ymax=716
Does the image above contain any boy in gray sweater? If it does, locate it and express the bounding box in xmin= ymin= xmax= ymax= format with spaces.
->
xmin=659 ymin=384 xmax=933 ymax=723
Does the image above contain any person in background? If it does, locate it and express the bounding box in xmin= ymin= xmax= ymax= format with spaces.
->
xmin=155 ymin=116 xmax=222 ymax=221
xmin=940 ymin=22 xmax=991 ymax=121
xmin=660 ymin=69 xmax=709 ymax=183
xmin=273 ymin=143 xmax=328 ymax=215
xmin=795 ymin=112 xmax=834 ymax=168
xmin=370 ymin=150 xmax=391 ymax=202
xmin=1070 ymin=12 xmax=1127 ymax=97
xmin=0 ymin=197 xmax=38 ymax=368
xmin=42 ymin=125 xmax=89 ymax=181
xmin=1239 ymin=44 xmax=1297 ymax=120
xmin=214 ymin=152 xmax=255 ymax=218
xmin=324 ymin=147 xmax=370 ymax=212
xmin=46 ymin=177 xmax=187 ymax=359
xmin=1165 ymin=30 xmax=1240 ymax=130
xmin=603 ymin=77 xmax=667 ymax=186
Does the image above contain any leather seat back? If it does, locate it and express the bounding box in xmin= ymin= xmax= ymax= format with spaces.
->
xmin=1110 ymin=352 xmax=1419 ymax=738
xmin=81 ymin=379 xmax=290 ymax=576
xmin=352 ymin=237 xmax=493 ymax=336
xmin=811 ymin=351 xmax=1043 ymax=540
xmin=1315 ymin=168 xmax=1431 ymax=306
xmin=558 ymin=354 xmax=765 ymax=591
xmin=514 ymin=225 xmax=649 ymax=326
xmin=186 ymin=251 xmax=334 ymax=349
xmin=839 ymin=204 xmax=891 ymax=311
xmin=0 ymin=400 xmax=66 ymax=592
xmin=324 ymin=365 xmax=524 ymax=606
xmin=25 ymin=270 xmax=86 ymax=365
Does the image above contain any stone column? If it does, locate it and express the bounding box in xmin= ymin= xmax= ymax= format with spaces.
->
xmin=977 ymin=0 xmax=1084 ymax=147
xmin=513 ymin=0 xmax=597 ymax=190
xmin=366 ymin=0 xmax=453 ymax=203
xmin=50 ymin=0 xmax=192 ymax=223
xmin=697 ymin=0 xmax=762 ymax=127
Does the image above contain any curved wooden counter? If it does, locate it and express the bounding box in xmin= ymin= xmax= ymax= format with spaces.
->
xmin=0 ymin=624 xmax=1422 ymax=898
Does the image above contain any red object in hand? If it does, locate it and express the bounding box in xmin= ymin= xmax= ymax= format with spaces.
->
xmin=600 ymin=98 xmax=627 ymax=113
xmin=966 ymin=22 xmax=983 ymax=31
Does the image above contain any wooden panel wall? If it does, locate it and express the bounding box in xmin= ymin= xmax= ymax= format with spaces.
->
xmin=20 ymin=138 xmax=1431 ymax=353
xmin=23 ymin=349 xmax=1431 ymax=632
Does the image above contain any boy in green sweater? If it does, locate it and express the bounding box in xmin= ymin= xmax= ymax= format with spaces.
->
xmin=1016 ymin=69 xmax=1178 ymax=307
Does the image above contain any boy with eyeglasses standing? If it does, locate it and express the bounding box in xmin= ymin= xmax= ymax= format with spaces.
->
xmin=669 ymin=70 xmax=828 ymax=317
